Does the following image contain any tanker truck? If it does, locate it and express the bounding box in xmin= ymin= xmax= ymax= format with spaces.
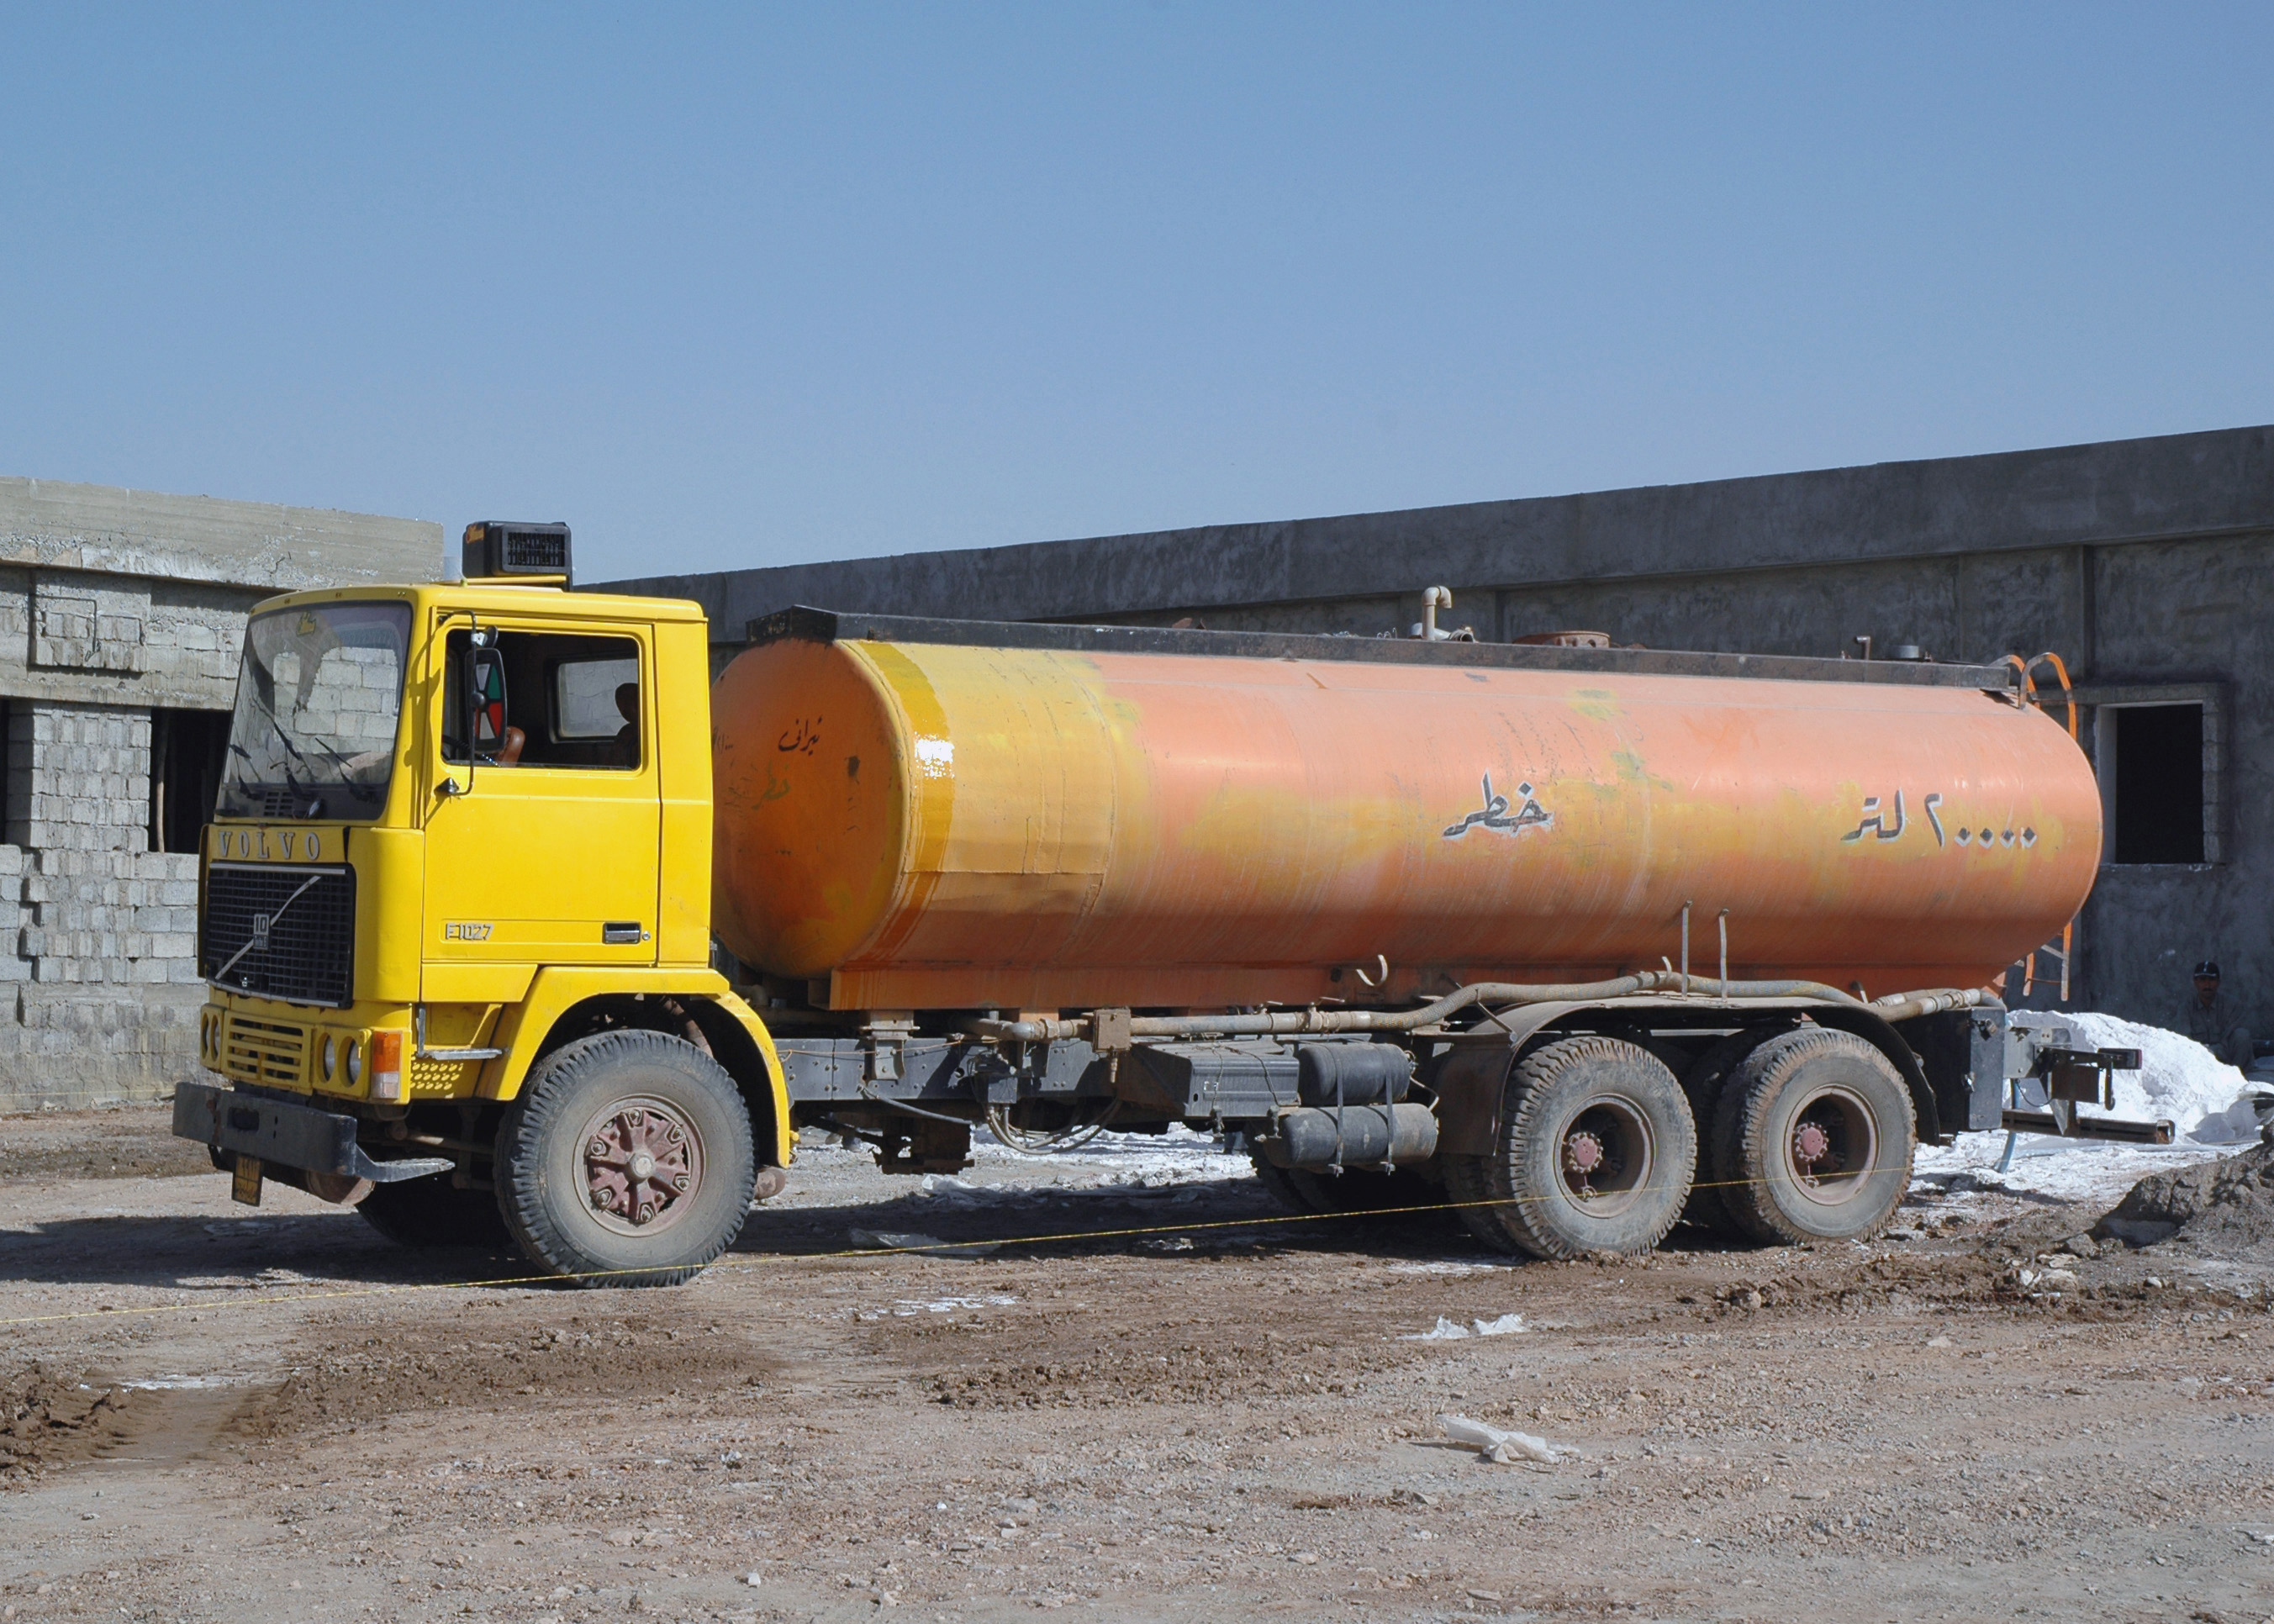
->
xmin=172 ymin=521 xmax=2149 ymax=1284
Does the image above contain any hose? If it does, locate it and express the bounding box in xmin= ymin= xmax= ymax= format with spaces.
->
xmin=984 ymin=1097 xmax=1121 ymax=1155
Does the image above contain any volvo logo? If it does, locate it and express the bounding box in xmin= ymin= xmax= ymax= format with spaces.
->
xmin=219 ymin=829 xmax=320 ymax=860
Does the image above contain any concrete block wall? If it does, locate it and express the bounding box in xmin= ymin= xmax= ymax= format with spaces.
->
xmin=0 ymin=699 xmax=212 ymax=1110
xmin=8 ymin=703 xmax=152 ymax=853
xmin=0 ymin=477 xmax=443 ymax=1113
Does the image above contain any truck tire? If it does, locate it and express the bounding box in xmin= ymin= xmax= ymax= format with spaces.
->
xmin=1460 ymin=1036 xmax=1695 ymax=1260
xmin=1711 ymin=1027 xmax=1914 ymax=1245
xmin=356 ymin=1178 xmax=510 ymax=1249
xmin=1248 ymin=1151 xmax=1314 ymax=1212
xmin=1291 ymin=1165 xmax=1431 ymax=1216
xmin=494 ymin=1029 xmax=757 ymax=1286
xmin=1248 ymin=1152 xmax=1432 ymax=1219
xmin=1439 ymin=1151 xmax=1517 ymax=1251
xmin=1677 ymin=1027 xmax=1785 ymax=1236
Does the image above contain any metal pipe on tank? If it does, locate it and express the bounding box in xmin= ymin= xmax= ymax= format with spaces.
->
xmin=1680 ymin=901 xmax=1691 ymax=994
xmin=1422 ymin=586 xmax=1452 ymax=641
xmin=967 ymin=977 xmax=1994 ymax=1045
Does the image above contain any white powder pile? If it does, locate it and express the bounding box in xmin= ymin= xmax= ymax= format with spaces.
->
xmin=2065 ymin=1013 xmax=2258 ymax=1146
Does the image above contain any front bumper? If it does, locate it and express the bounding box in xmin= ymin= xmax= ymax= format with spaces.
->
xmin=172 ymin=1081 xmax=451 ymax=1184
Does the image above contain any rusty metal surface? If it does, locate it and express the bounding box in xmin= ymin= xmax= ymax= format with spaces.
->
xmin=2001 ymin=1108 xmax=2175 ymax=1146
xmin=711 ymin=634 xmax=2100 ymax=1013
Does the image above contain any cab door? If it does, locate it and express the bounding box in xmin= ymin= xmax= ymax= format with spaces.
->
xmin=422 ymin=619 xmax=661 ymax=1003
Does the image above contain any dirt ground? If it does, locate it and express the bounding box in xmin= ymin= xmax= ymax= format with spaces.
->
xmin=5 ymin=1107 xmax=2274 ymax=1624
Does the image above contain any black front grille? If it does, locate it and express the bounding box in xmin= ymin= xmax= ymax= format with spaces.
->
xmin=201 ymin=863 xmax=356 ymax=1008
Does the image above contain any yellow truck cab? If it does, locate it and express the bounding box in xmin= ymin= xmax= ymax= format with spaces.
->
xmin=175 ymin=523 xmax=789 ymax=1284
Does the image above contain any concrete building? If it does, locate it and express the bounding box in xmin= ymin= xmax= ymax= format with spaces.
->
xmin=609 ymin=423 xmax=2274 ymax=1033
xmin=0 ymin=477 xmax=441 ymax=1112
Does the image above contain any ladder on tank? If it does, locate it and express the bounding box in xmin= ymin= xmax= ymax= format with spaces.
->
xmin=2023 ymin=924 xmax=2074 ymax=1003
xmin=1999 ymin=651 xmax=2081 ymax=1171
xmin=2006 ymin=649 xmax=2081 ymax=1006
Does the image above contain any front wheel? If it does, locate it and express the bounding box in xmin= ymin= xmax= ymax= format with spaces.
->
xmin=356 ymin=1178 xmax=510 ymax=1250
xmin=495 ymin=1030 xmax=757 ymax=1286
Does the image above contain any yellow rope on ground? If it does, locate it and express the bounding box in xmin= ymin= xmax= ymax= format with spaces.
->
xmin=0 ymin=1163 xmax=1934 ymax=1329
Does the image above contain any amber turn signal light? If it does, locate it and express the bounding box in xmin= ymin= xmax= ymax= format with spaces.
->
xmin=369 ymin=1030 xmax=405 ymax=1102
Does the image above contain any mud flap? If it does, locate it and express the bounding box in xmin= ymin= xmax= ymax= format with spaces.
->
xmin=1428 ymin=1005 xmax=1587 ymax=1155
xmin=1430 ymin=1047 xmax=1517 ymax=1157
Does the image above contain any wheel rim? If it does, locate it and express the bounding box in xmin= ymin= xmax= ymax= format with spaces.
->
xmin=1781 ymin=1084 xmax=1879 ymax=1208
xmin=1554 ymin=1096 xmax=1655 ymax=1217
xmin=578 ymin=1094 xmax=707 ymax=1237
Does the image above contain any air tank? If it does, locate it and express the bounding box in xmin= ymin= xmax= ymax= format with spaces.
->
xmin=710 ymin=619 xmax=2100 ymax=1013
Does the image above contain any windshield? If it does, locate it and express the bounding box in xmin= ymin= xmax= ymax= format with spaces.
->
xmin=217 ymin=601 xmax=412 ymax=822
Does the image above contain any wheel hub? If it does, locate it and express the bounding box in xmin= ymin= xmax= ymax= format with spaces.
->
xmin=583 ymin=1104 xmax=699 ymax=1229
xmin=1551 ymin=1095 xmax=1656 ymax=1215
xmin=1783 ymin=1085 xmax=1877 ymax=1203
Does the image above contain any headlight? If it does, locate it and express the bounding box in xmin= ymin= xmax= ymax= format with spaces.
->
xmin=321 ymin=1035 xmax=337 ymax=1081
xmin=346 ymin=1039 xmax=362 ymax=1087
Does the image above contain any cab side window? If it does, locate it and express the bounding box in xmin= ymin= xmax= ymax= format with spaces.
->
xmin=442 ymin=630 xmax=644 ymax=770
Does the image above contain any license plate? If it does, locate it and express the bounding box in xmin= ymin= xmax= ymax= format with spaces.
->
xmin=231 ymin=1154 xmax=264 ymax=1206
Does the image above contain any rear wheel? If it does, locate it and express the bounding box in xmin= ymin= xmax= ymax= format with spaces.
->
xmin=495 ymin=1030 xmax=757 ymax=1286
xmin=1461 ymin=1036 xmax=1695 ymax=1259
xmin=1711 ymin=1027 xmax=1914 ymax=1245
xmin=356 ymin=1178 xmax=509 ymax=1249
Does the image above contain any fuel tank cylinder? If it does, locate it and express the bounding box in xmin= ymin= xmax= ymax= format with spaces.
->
xmin=710 ymin=630 xmax=2100 ymax=1012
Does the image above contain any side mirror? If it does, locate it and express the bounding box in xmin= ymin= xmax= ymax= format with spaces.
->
xmin=468 ymin=644 xmax=509 ymax=764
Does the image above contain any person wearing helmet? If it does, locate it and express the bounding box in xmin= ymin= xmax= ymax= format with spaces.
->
xmin=2176 ymin=960 xmax=2252 ymax=1066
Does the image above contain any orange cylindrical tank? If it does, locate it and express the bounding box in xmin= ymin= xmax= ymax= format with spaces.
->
xmin=710 ymin=633 xmax=2100 ymax=1012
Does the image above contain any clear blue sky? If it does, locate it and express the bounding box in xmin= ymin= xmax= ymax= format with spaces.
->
xmin=3 ymin=4 xmax=2268 ymax=583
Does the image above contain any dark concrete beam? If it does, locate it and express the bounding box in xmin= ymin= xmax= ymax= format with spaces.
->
xmin=601 ymin=424 xmax=2274 ymax=630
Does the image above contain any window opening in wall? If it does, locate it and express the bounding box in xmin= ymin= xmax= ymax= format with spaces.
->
xmin=2105 ymin=703 xmax=2205 ymax=865
xmin=150 ymin=709 xmax=231 ymax=855
xmin=0 ymin=699 xmax=22 ymax=849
